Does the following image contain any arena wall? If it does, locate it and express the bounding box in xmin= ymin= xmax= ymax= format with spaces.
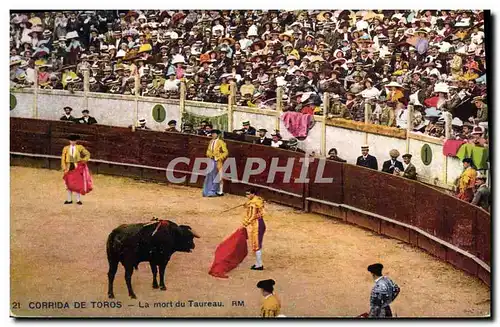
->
xmin=10 ymin=88 xmax=466 ymax=190
xmin=9 ymin=117 xmax=490 ymax=287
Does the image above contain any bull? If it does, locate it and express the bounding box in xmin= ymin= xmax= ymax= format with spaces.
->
xmin=106 ymin=218 xmax=200 ymax=299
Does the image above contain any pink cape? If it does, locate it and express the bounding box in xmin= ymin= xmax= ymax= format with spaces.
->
xmin=63 ymin=162 xmax=93 ymax=195
xmin=281 ymin=111 xmax=315 ymax=138
xmin=209 ymin=228 xmax=248 ymax=278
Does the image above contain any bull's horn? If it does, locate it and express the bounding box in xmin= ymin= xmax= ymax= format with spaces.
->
xmin=190 ymin=229 xmax=201 ymax=238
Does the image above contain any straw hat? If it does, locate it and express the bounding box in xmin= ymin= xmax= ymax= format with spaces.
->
xmin=433 ymin=82 xmax=449 ymax=93
xmin=389 ymin=149 xmax=400 ymax=158
xmin=385 ymin=81 xmax=403 ymax=88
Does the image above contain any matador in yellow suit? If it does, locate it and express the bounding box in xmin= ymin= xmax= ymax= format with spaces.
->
xmin=457 ymin=158 xmax=477 ymax=202
xmin=203 ymin=129 xmax=229 ymax=197
xmin=242 ymin=188 xmax=266 ymax=270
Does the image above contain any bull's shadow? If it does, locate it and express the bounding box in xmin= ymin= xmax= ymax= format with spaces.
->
xmin=106 ymin=218 xmax=200 ymax=299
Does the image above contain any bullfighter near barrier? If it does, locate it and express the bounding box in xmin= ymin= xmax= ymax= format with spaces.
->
xmin=10 ymin=8 xmax=491 ymax=319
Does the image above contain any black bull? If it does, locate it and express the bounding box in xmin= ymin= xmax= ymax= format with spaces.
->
xmin=106 ymin=219 xmax=200 ymax=299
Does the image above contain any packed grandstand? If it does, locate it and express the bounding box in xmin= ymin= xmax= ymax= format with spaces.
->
xmin=10 ymin=10 xmax=488 ymax=141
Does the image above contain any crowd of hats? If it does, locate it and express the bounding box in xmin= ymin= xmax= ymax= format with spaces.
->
xmin=10 ymin=10 xmax=487 ymax=137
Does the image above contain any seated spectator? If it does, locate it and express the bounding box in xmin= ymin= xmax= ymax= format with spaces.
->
xmin=382 ymin=149 xmax=404 ymax=175
xmin=471 ymin=95 xmax=488 ymax=126
xmin=164 ymin=72 xmax=180 ymax=93
xmin=130 ymin=118 xmax=150 ymax=130
xmin=255 ymin=128 xmax=271 ymax=146
xmin=75 ymin=109 xmax=97 ymax=125
xmin=398 ymin=153 xmax=417 ymax=180
xmin=60 ymin=106 xmax=75 ymax=122
xmin=182 ymin=122 xmax=197 ymax=134
xmin=327 ymin=148 xmax=346 ymax=163
xmin=356 ymin=145 xmax=378 ymax=170
xmin=469 ymin=126 xmax=487 ymax=147
xmin=197 ymin=121 xmax=208 ymax=135
xmin=234 ymin=121 xmax=256 ymax=135
xmin=165 ymin=119 xmax=179 ymax=132
xmin=472 ymin=175 xmax=490 ymax=211
xmin=286 ymin=138 xmax=305 ymax=153
xmin=8 ymin=10 xmax=487 ymax=140
xmin=203 ymin=123 xmax=213 ymax=136
xmin=270 ymin=132 xmax=284 ymax=148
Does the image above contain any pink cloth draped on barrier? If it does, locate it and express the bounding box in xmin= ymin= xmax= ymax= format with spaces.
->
xmin=281 ymin=111 xmax=314 ymax=138
xmin=443 ymin=139 xmax=466 ymax=157
xmin=63 ymin=162 xmax=93 ymax=195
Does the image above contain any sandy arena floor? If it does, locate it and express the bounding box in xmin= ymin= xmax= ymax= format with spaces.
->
xmin=10 ymin=166 xmax=490 ymax=318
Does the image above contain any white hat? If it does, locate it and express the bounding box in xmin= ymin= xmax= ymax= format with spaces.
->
xmin=172 ymin=54 xmax=186 ymax=65
xmin=300 ymin=92 xmax=313 ymax=103
xmin=66 ymin=31 xmax=79 ymax=39
xmin=409 ymin=91 xmax=423 ymax=106
xmin=385 ymin=81 xmax=403 ymax=88
xmin=116 ymin=49 xmax=126 ymax=58
xmin=452 ymin=117 xmax=463 ymax=126
xmin=433 ymin=82 xmax=449 ymax=94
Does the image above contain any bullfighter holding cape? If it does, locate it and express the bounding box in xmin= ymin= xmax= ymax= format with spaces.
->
xmin=242 ymin=188 xmax=266 ymax=270
xmin=61 ymin=134 xmax=93 ymax=204
xmin=208 ymin=188 xmax=267 ymax=278
xmin=203 ymin=129 xmax=228 ymax=197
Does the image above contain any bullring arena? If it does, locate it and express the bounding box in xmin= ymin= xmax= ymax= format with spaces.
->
xmin=11 ymin=166 xmax=490 ymax=317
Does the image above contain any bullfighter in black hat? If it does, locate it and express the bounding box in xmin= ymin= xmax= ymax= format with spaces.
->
xmin=366 ymin=263 xmax=400 ymax=318
xmin=256 ymin=279 xmax=281 ymax=317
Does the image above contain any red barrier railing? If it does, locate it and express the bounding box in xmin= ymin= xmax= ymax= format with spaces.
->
xmin=10 ymin=117 xmax=491 ymax=285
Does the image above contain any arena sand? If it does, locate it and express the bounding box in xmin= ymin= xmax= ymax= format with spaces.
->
xmin=10 ymin=166 xmax=490 ymax=318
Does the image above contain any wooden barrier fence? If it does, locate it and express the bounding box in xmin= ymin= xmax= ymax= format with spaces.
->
xmin=10 ymin=117 xmax=490 ymax=286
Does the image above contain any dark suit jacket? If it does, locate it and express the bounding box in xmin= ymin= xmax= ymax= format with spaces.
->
xmin=472 ymin=185 xmax=490 ymax=211
xmin=255 ymin=137 xmax=272 ymax=146
xmin=356 ymin=155 xmax=378 ymax=170
xmin=60 ymin=115 xmax=75 ymax=122
xmin=382 ymin=159 xmax=404 ymax=174
xmin=403 ymin=163 xmax=417 ymax=180
xmin=76 ymin=116 xmax=98 ymax=125
xmin=242 ymin=126 xmax=257 ymax=136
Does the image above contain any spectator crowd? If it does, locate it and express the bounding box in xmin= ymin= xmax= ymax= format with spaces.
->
xmin=10 ymin=10 xmax=488 ymax=141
